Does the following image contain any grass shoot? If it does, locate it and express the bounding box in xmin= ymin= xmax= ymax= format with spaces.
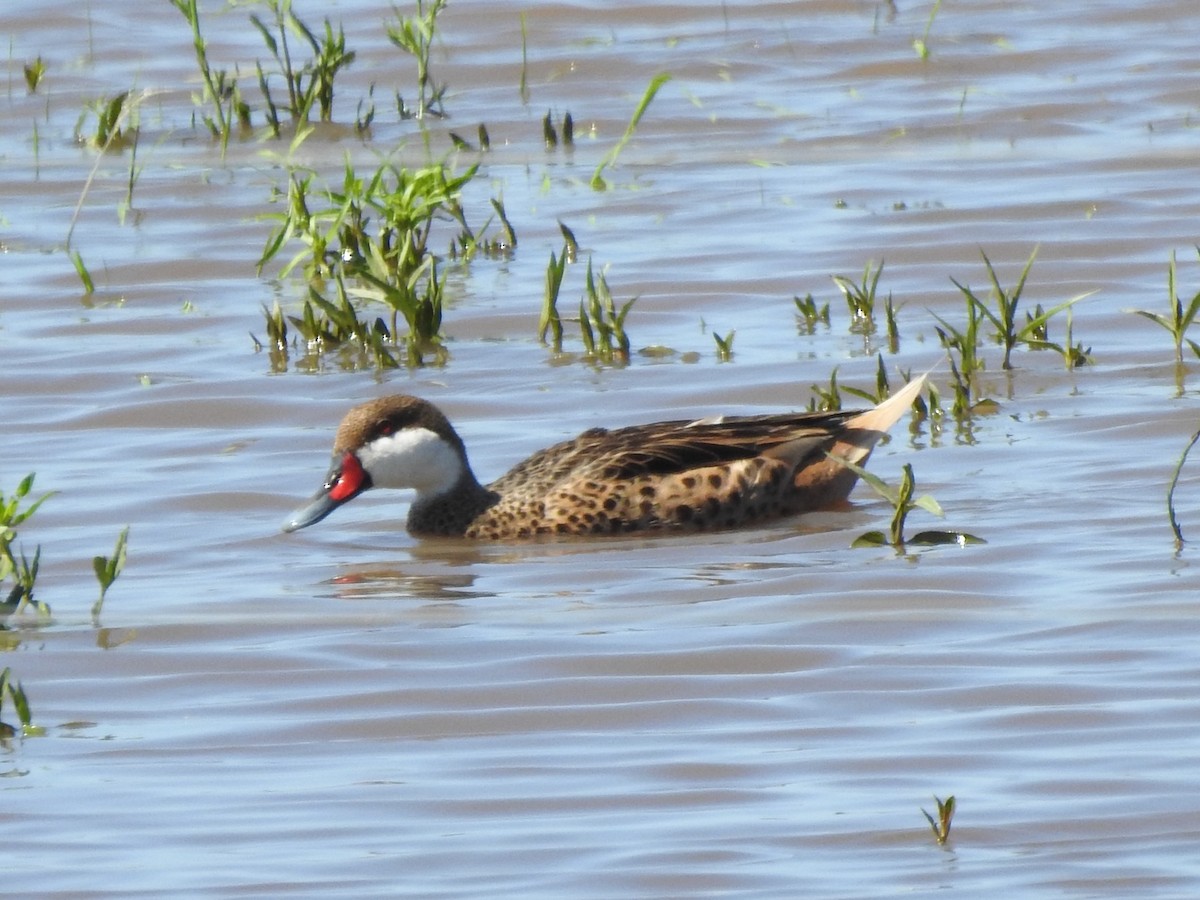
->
xmin=1129 ymin=248 xmax=1200 ymax=364
xmin=91 ymin=526 xmax=130 ymax=623
xmin=0 ymin=667 xmax=41 ymax=739
xmin=591 ymin=72 xmax=671 ymax=190
xmin=23 ymin=56 xmax=46 ymax=93
xmin=832 ymin=259 xmax=884 ymax=335
xmin=713 ymin=329 xmax=735 ymax=362
xmin=0 ymin=474 xmax=55 ymax=618
xmin=922 ymin=795 xmax=956 ymax=845
xmin=794 ymin=293 xmax=831 ymax=333
xmin=913 ymin=0 xmax=943 ymax=60
xmin=838 ymin=459 xmax=982 ymax=549
xmin=1167 ymin=422 xmax=1200 ymax=548
xmin=388 ymin=0 xmax=448 ymax=119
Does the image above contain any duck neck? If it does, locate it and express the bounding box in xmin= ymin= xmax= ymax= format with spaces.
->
xmin=406 ymin=470 xmax=498 ymax=537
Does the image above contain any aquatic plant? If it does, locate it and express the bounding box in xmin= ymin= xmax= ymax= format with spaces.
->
xmin=591 ymin=72 xmax=671 ymax=190
xmin=838 ymin=459 xmax=982 ymax=549
xmin=954 ymin=248 xmax=1091 ymax=371
xmin=1129 ymin=248 xmax=1200 ymax=364
xmin=539 ymin=244 xmax=569 ymax=352
xmin=842 ymin=354 xmax=892 ymax=406
xmin=91 ymin=527 xmax=129 ymax=623
xmin=70 ymin=250 xmax=95 ymax=296
xmin=0 ymin=667 xmax=39 ymax=739
xmin=77 ymin=90 xmax=136 ymax=150
xmin=543 ymin=110 xmax=576 ymax=149
xmin=0 ymin=475 xmax=55 ymax=618
xmin=922 ymin=795 xmax=956 ymax=845
xmin=252 ymin=1 xmax=356 ymax=132
xmin=387 ymin=0 xmax=448 ymax=119
xmin=1167 ymin=423 xmax=1200 ymax=548
xmin=258 ymin=152 xmax=491 ymax=367
xmin=579 ymin=258 xmax=636 ymax=364
xmin=23 ymin=56 xmax=46 ymax=93
xmin=913 ymin=0 xmax=944 ymax=60
xmin=519 ymin=11 xmax=530 ymax=103
xmin=932 ymin=300 xmax=984 ymax=417
xmin=712 ymin=329 xmax=735 ymax=362
xmin=808 ymin=368 xmax=843 ymax=412
xmin=833 ymin=259 xmax=885 ymax=335
xmin=169 ymin=0 xmax=248 ymax=148
xmin=794 ymin=293 xmax=830 ymax=334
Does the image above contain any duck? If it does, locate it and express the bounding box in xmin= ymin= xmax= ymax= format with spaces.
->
xmin=282 ymin=374 xmax=926 ymax=540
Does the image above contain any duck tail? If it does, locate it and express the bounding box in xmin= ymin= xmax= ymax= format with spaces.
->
xmin=843 ymin=370 xmax=928 ymax=438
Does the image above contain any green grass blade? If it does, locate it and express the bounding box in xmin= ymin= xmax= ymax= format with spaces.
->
xmin=591 ymin=72 xmax=671 ymax=190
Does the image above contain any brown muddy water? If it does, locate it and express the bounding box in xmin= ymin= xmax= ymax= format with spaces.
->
xmin=5 ymin=0 xmax=1200 ymax=896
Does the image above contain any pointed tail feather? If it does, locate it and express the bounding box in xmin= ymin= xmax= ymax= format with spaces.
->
xmin=790 ymin=371 xmax=928 ymax=508
xmin=843 ymin=371 xmax=928 ymax=442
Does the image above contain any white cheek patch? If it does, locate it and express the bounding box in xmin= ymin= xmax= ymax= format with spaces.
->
xmin=357 ymin=428 xmax=463 ymax=495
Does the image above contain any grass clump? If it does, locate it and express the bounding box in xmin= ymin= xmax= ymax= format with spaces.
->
xmin=794 ymin=293 xmax=830 ymax=333
xmin=954 ymin=248 xmax=1092 ymax=371
xmin=258 ymin=153 xmax=491 ymax=369
xmin=388 ymin=0 xmax=449 ymax=120
xmin=1129 ymin=248 xmax=1200 ymax=363
xmin=0 ymin=475 xmax=55 ymax=618
xmin=579 ymin=259 xmax=636 ymax=364
xmin=833 ymin=259 xmax=884 ymax=335
xmin=170 ymin=0 xmax=249 ymax=148
xmin=538 ymin=240 xmax=637 ymax=366
xmin=712 ymin=329 xmax=735 ymax=362
xmin=251 ymin=0 xmax=356 ymax=135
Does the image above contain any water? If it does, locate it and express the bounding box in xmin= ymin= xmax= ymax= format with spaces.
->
xmin=5 ymin=0 xmax=1200 ymax=895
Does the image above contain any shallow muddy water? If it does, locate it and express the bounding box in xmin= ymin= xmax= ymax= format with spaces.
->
xmin=5 ymin=0 xmax=1200 ymax=896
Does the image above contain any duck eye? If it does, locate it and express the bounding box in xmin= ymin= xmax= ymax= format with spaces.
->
xmin=376 ymin=421 xmax=395 ymax=438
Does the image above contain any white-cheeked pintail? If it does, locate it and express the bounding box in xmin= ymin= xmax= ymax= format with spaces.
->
xmin=283 ymin=374 xmax=926 ymax=539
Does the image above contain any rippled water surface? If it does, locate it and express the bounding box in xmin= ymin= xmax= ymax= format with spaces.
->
xmin=6 ymin=1 xmax=1200 ymax=896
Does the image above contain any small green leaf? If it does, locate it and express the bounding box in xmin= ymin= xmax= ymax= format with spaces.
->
xmin=851 ymin=531 xmax=889 ymax=548
xmin=913 ymin=494 xmax=944 ymax=517
xmin=909 ymin=531 xmax=987 ymax=546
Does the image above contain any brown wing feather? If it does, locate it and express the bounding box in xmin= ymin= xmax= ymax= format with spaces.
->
xmin=477 ymin=410 xmax=865 ymax=536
